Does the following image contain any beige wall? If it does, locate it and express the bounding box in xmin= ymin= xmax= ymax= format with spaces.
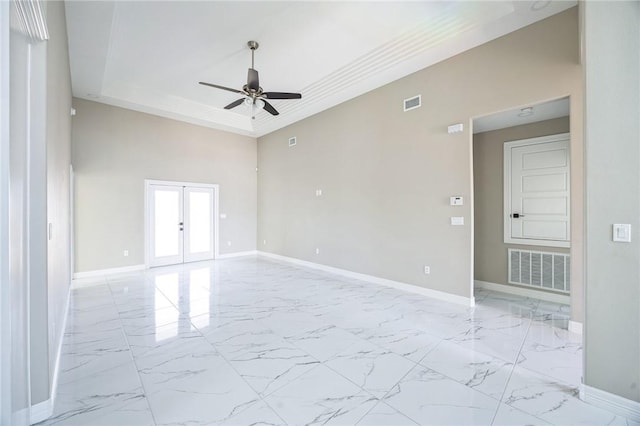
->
xmin=257 ymin=8 xmax=582 ymax=302
xmin=473 ymin=118 xmax=570 ymax=290
xmin=584 ymin=1 xmax=640 ymax=403
xmin=72 ymin=99 xmax=257 ymax=272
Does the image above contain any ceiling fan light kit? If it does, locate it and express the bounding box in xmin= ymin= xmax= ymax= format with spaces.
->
xmin=199 ymin=40 xmax=302 ymax=119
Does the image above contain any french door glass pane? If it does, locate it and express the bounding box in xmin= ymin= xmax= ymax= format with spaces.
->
xmin=188 ymin=191 xmax=211 ymax=253
xmin=154 ymin=190 xmax=180 ymax=257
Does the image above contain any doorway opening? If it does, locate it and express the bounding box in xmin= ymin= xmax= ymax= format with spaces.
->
xmin=470 ymin=96 xmax=583 ymax=388
xmin=471 ymin=97 xmax=572 ymax=306
xmin=145 ymin=180 xmax=219 ymax=268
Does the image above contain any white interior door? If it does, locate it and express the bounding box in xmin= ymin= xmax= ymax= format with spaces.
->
xmin=184 ymin=186 xmax=214 ymax=263
xmin=148 ymin=182 xmax=216 ymax=267
xmin=149 ymin=185 xmax=184 ymax=267
xmin=504 ymin=133 xmax=570 ymax=248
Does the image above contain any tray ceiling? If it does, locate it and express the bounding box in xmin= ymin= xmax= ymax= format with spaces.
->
xmin=65 ymin=1 xmax=576 ymax=137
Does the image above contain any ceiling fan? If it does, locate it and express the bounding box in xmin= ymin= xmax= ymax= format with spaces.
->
xmin=199 ymin=41 xmax=302 ymax=119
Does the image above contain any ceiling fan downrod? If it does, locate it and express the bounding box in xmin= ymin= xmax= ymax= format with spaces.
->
xmin=248 ymin=40 xmax=258 ymax=69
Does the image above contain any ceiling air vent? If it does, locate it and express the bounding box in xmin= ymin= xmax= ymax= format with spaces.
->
xmin=288 ymin=137 xmax=297 ymax=147
xmin=403 ymin=95 xmax=421 ymax=112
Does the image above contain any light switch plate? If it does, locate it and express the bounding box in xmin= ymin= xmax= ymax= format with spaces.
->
xmin=447 ymin=123 xmax=464 ymax=134
xmin=450 ymin=196 xmax=463 ymax=206
xmin=613 ymin=224 xmax=631 ymax=242
xmin=451 ymin=216 xmax=464 ymax=226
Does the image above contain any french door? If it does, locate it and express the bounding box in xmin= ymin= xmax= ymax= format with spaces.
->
xmin=147 ymin=181 xmax=216 ymax=267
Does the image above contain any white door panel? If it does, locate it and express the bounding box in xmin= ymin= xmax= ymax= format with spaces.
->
xmin=522 ymin=197 xmax=568 ymax=215
xmin=522 ymin=148 xmax=568 ymax=169
xmin=505 ymin=133 xmax=570 ymax=247
xmin=521 ymin=221 xmax=568 ymax=240
xmin=522 ymin=173 xmax=567 ymax=192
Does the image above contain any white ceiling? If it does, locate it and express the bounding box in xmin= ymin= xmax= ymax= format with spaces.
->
xmin=65 ymin=1 xmax=576 ymax=138
xmin=473 ymin=97 xmax=570 ymax=134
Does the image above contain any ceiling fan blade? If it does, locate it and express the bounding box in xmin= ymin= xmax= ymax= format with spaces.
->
xmin=224 ymin=98 xmax=245 ymax=110
xmin=262 ymin=100 xmax=279 ymax=116
xmin=199 ymin=82 xmax=243 ymax=94
xmin=247 ymin=68 xmax=259 ymax=92
xmin=263 ymin=92 xmax=302 ymax=100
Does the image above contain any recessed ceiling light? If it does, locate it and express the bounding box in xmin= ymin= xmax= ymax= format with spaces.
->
xmin=518 ymin=107 xmax=534 ymax=117
xmin=531 ymin=1 xmax=551 ymax=12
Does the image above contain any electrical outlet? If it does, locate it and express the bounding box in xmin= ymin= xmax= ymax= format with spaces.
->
xmin=424 ymin=266 xmax=430 ymax=274
xmin=315 ymin=248 xmax=320 ymax=255
xmin=263 ymin=240 xmax=267 ymax=245
xmin=227 ymin=241 xmax=232 ymax=247
xmin=123 ymin=250 xmax=129 ymax=257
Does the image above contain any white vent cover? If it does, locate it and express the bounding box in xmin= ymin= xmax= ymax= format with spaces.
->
xmin=403 ymin=95 xmax=421 ymax=112
xmin=288 ymin=137 xmax=297 ymax=147
xmin=508 ymin=248 xmax=570 ymax=294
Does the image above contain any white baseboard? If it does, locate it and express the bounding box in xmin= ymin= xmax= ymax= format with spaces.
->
xmin=73 ymin=264 xmax=145 ymax=280
xmin=73 ymin=254 xmax=261 ymax=280
xmin=217 ymin=250 xmax=257 ymax=259
xmin=582 ymin=384 xmax=640 ymax=422
xmin=257 ymin=251 xmax=474 ymax=307
xmin=474 ymin=280 xmax=570 ymax=305
xmin=30 ymin=282 xmax=71 ymax=424
xmin=568 ymin=320 xmax=583 ymax=335
xmin=30 ymin=398 xmax=52 ymax=424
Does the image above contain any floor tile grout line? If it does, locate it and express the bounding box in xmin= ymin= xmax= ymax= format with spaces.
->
xmin=185 ymin=309 xmax=294 ymax=424
xmin=182 ymin=275 xmax=423 ymax=424
xmin=264 ymin=316 xmax=427 ymax=405
xmin=197 ymin=334 xmax=287 ymax=424
xmin=413 ymin=339 xmax=515 ymax=405
xmin=320 ymin=337 xmax=418 ymax=394
xmin=345 ymin=337 xmax=466 ymax=425
xmin=355 ymin=341 xmax=449 ymax=426
xmin=107 ymin=276 xmax=160 ymax=426
xmin=218 ymin=262 xmax=530 ymax=424
xmin=489 ymin=297 xmax=538 ymax=426
xmin=54 ymin=277 xmax=157 ymax=424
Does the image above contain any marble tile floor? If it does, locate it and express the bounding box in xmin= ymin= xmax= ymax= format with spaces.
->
xmin=42 ymin=256 xmax=635 ymax=426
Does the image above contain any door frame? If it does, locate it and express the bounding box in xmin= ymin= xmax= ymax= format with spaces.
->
xmin=0 ymin=2 xmax=10 ymax=420
xmin=503 ymin=133 xmax=570 ymax=248
xmin=144 ymin=179 xmax=219 ymax=269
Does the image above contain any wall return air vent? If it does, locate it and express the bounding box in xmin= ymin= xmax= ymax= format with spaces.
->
xmin=403 ymin=95 xmax=421 ymax=112
xmin=508 ymin=248 xmax=570 ymax=294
